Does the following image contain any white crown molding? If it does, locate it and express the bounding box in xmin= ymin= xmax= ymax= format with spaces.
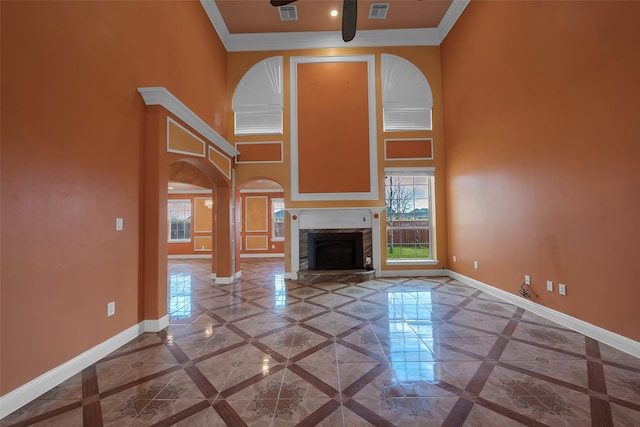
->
xmin=200 ymin=0 xmax=231 ymax=50
xmin=447 ymin=270 xmax=640 ymax=359
xmin=137 ymin=87 xmax=239 ymax=157
xmin=226 ymin=28 xmax=441 ymax=52
xmin=437 ymin=0 xmax=470 ymax=42
xmin=0 ymin=318 xmax=168 ymax=419
xmin=200 ymin=1 xmax=468 ymax=52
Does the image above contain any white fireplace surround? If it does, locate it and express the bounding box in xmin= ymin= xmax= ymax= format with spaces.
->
xmin=286 ymin=207 xmax=384 ymax=279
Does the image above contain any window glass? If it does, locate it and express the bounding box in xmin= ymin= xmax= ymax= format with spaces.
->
xmin=168 ymin=200 xmax=191 ymax=242
xmin=385 ymin=173 xmax=434 ymax=260
xmin=272 ymin=198 xmax=285 ymax=241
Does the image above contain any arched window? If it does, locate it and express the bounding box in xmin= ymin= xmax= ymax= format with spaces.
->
xmin=233 ymin=56 xmax=283 ymax=135
xmin=381 ymin=54 xmax=433 ymax=132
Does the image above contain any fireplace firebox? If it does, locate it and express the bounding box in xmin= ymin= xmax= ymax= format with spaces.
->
xmin=308 ymin=232 xmax=364 ymax=270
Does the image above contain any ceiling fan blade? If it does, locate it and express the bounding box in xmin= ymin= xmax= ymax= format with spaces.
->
xmin=270 ymin=0 xmax=297 ymax=6
xmin=342 ymin=0 xmax=357 ymax=42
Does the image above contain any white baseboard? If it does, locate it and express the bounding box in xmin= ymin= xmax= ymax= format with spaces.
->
xmin=284 ymin=272 xmax=298 ymax=280
xmin=0 ymin=317 xmax=167 ymax=419
xmin=447 ymin=270 xmax=640 ymax=359
xmin=168 ymin=254 xmax=212 ymax=259
xmin=240 ymin=253 xmax=285 ymax=258
xmin=141 ymin=315 xmax=169 ymax=333
xmin=377 ymin=268 xmax=448 ymax=278
xmin=214 ymin=270 xmax=242 ymax=285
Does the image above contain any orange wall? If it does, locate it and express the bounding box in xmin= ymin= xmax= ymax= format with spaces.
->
xmin=442 ymin=1 xmax=640 ymax=341
xmin=230 ymin=47 xmax=448 ymax=272
xmin=167 ymin=194 xmax=213 ymax=256
xmin=240 ymin=192 xmax=285 ymax=255
xmin=1 ymin=1 xmax=227 ymax=395
xmin=297 ymin=62 xmax=371 ymax=194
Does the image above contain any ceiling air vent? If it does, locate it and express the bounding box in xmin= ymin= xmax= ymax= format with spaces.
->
xmin=369 ymin=3 xmax=389 ymax=20
xmin=279 ymin=5 xmax=298 ymax=21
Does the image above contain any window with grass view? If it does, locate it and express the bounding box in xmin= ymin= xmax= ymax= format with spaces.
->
xmin=168 ymin=200 xmax=191 ymax=242
xmin=272 ymin=198 xmax=285 ymax=241
xmin=385 ymin=170 xmax=434 ymax=261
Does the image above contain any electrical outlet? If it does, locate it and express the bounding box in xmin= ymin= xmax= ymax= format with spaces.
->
xmin=524 ymin=275 xmax=531 ymax=285
xmin=453 ymin=255 xmax=457 ymax=262
xmin=559 ymin=283 xmax=566 ymax=296
xmin=365 ymin=256 xmax=372 ymax=265
xmin=115 ymin=217 xmax=123 ymax=231
xmin=473 ymin=260 xmax=478 ymax=269
xmin=107 ymin=301 xmax=116 ymax=317
xmin=546 ymin=280 xmax=553 ymax=292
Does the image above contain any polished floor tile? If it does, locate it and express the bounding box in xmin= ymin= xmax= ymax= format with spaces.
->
xmin=3 ymin=258 xmax=640 ymax=426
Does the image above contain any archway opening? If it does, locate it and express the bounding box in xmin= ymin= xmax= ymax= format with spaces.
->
xmin=236 ymin=177 xmax=285 ymax=268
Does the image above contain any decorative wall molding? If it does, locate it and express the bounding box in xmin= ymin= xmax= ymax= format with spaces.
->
xmin=0 ymin=318 xmax=168 ymax=419
xmin=235 ymin=141 xmax=284 ymax=164
xmin=384 ymin=138 xmax=434 ymax=161
xmin=208 ymin=145 xmax=232 ymax=180
xmin=245 ymin=235 xmax=269 ymax=251
xmin=244 ymin=196 xmax=269 ymax=232
xmin=200 ymin=0 xmax=469 ymax=52
xmin=290 ymin=55 xmax=378 ymax=201
xmin=137 ymin=87 xmax=238 ymax=157
xmin=167 ymin=117 xmax=206 ymax=158
xmin=447 ymin=270 xmax=640 ymax=359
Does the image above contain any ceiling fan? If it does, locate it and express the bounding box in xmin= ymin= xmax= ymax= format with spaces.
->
xmin=270 ymin=0 xmax=358 ymax=42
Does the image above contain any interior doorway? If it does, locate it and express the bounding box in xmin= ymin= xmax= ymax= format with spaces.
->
xmin=237 ymin=178 xmax=285 ymax=263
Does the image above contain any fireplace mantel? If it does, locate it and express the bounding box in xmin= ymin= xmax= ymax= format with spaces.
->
xmin=286 ymin=208 xmax=384 ymax=279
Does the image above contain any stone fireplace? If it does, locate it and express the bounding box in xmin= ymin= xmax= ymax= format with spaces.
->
xmin=287 ymin=208 xmax=383 ymax=279
xmin=308 ymin=232 xmax=364 ymax=270
xmin=300 ymin=229 xmax=371 ymax=271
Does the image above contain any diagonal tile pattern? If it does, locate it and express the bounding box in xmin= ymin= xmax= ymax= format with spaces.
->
xmin=3 ymin=258 xmax=640 ymax=426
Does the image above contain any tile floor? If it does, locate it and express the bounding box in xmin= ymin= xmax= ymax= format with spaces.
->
xmin=3 ymin=258 xmax=640 ymax=426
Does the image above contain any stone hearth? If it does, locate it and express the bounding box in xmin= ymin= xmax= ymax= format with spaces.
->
xmin=296 ymin=269 xmax=375 ymax=284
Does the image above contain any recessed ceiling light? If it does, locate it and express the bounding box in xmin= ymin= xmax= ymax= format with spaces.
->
xmin=330 ymin=9 xmax=338 ymax=17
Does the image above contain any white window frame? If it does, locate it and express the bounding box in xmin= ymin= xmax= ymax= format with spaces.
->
xmin=384 ymin=167 xmax=437 ymax=265
xmin=168 ymin=199 xmax=192 ymax=243
xmin=233 ymin=56 xmax=283 ymax=136
xmin=381 ymin=54 xmax=433 ymax=132
xmin=271 ymin=198 xmax=285 ymax=242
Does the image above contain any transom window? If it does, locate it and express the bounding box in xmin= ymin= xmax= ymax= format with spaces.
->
xmin=384 ymin=168 xmax=435 ymax=262
xmin=168 ymin=200 xmax=191 ymax=242
xmin=233 ymin=56 xmax=283 ymax=136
